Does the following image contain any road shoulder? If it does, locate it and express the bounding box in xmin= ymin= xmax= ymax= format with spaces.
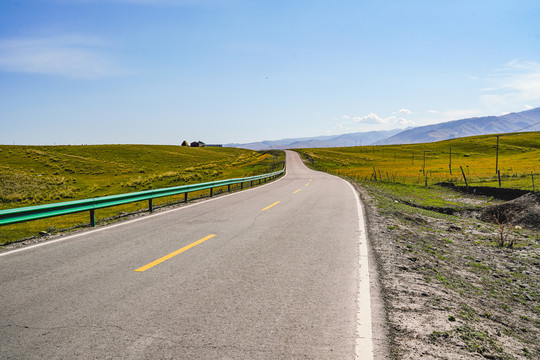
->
xmin=352 ymin=182 xmax=392 ymax=360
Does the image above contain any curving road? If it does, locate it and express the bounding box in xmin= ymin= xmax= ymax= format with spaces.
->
xmin=0 ymin=151 xmax=373 ymax=359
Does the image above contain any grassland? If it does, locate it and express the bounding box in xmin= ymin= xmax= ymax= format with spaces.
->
xmin=298 ymin=132 xmax=540 ymax=190
xmin=0 ymin=145 xmax=284 ymax=245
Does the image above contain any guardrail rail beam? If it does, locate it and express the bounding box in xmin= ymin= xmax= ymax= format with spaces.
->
xmin=0 ymin=168 xmax=285 ymax=228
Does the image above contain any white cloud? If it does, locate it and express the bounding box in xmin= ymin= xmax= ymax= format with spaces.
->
xmin=480 ymin=60 xmax=540 ymax=110
xmin=0 ymin=35 xmax=123 ymax=78
xmin=353 ymin=112 xmax=388 ymax=124
xmin=524 ymin=104 xmax=533 ymax=110
xmin=342 ymin=115 xmax=350 ymax=119
xmin=395 ymin=118 xmax=414 ymax=126
xmin=428 ymin=110 xmax=439 ymax=114
xmin=398 ymin=108 xmax=412 ymax=115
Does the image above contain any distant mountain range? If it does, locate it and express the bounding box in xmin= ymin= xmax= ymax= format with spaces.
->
xmin=227 ymin=107 xmax=540 ymax=150
xmin=374 ymin=107 xmax=540 ymax=145
xmin=226 ymin=129 xmax=403 ymax=150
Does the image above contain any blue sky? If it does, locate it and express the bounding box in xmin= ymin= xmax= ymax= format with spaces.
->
xmin=1 ymin=0 xmax=540 ymax=145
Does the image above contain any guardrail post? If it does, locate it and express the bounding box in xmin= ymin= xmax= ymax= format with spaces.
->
xmin=241 ymin=182 xmax=244 ymax=190
xmin=149 ymin=199 xmax=153 ymax=213
xmin=210 ymin=187 xmax=213 ymax=197
xmin=251 ymin=180 xmax=253 ymax=187
xmin=90 ymin=209 xmax=95 ymax=227
xmin=228 ymin=184 xmax=231 ymax=192
xmin=184 ymin=192 xmax=188 ymax=203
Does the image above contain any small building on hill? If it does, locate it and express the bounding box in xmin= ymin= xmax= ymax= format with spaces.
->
xmin=190 ymin=141 xmax=205 ymax=147
xmin=181 ymin=140 xmax=189 ymax=146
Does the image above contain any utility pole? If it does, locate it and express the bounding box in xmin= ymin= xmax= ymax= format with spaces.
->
xmin=423 ymin=150 xmax=426 ymax=176
xmin=495 ymin=135 xmax=500 ymax=174
xmin=449 ymin=147 xmax=452 ymax=175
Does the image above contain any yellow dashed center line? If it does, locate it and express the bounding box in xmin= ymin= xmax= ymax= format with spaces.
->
xmin=305 ymin=183 xmax=309 ymax=186
xmin=135 ymin=234 xmax=216 ymax=272
xmin=261 ymin=201 xmax=280 ymax=211
xmin=293 ymin=189 xmax=302 ymax=194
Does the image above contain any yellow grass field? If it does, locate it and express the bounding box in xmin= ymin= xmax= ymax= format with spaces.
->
xmin=296 ymin=132 xmax=540 ymax=190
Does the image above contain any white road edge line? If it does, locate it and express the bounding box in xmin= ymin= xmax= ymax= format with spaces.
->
xmin=342 ymin=179 xmax=374 ymax=360
xmin=0 ymin=171 xmax=288 ymax=258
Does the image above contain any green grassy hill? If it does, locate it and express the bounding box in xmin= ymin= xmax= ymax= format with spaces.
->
xmin=0 ymin=145 xmax=284 ymax=244
xmin=297 ymin=132 xmax=540 ymax=190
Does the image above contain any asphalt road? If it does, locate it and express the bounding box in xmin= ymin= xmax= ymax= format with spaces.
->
xmin=0 ymin=151 xmax=373 ymax=359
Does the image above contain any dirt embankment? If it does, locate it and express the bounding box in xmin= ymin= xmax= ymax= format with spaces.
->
xmin=476 ymin=192 xmax=540 ymax=231
xmin=357 ymin=184 xmax=539 ymax=360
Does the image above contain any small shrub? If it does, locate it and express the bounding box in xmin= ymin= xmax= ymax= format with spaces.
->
xmin=493 ymin=211 xmax=515 ymax=248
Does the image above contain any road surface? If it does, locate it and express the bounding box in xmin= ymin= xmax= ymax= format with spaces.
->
xmin=0 ymin=151 xmax=372 ymax=359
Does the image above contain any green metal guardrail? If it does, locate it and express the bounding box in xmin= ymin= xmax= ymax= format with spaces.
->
xmin=0 ymin=169 xmax=285 ymax=227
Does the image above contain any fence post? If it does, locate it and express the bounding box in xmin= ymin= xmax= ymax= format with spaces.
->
xmin=532 ymin=171 xmax=536 ymax=191
xmin=460 ymin=166 xmax=468 ymax=187
xmin=498 ymin=170 xmax=501 ymax=188
xmin=90 ymin=209 xmax=96 ymax=227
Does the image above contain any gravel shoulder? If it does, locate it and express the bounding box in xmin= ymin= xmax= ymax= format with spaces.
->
xmin=355 ymin=181 xmax=539 ymax=360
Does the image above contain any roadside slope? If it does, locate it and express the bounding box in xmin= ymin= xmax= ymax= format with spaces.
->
xmin=357 ymin=182 xmax=539 ymax=359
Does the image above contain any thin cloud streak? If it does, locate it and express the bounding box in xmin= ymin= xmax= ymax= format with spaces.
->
xmin=480 ymin=60 xmax=540 ymax=110
xmin=0 ymin=35 xmax=124 ymax=78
